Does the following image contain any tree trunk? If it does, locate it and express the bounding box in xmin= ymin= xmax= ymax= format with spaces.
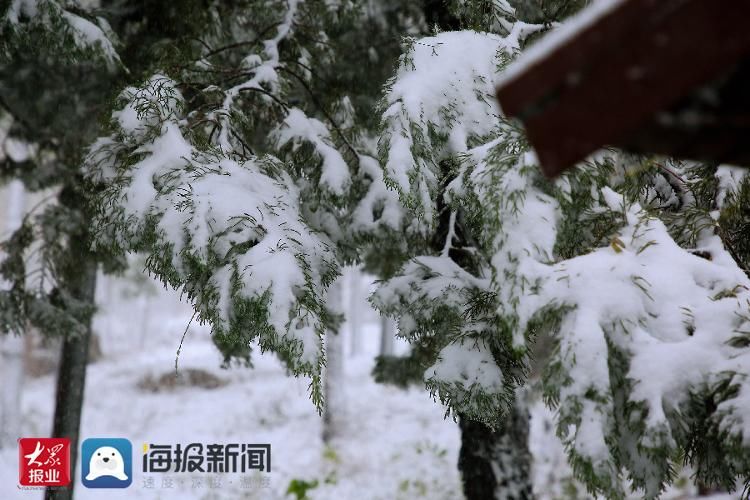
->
xmin=46 ymin=185 xmax=98 ymax=500
xmin=458 ymin=393 xmax=533 ymax=500
xmin=0 ymin=180 xmax=26 ymax=448
xmin=323 ymin=279 xmax=345 ymax=444
xmin=346 ymin=267 xmax=362 ymax=356
xmin=46 ymin=263 xmax=96 ymax=500
xmin=379 ymin=315 xmax=395 ymax=356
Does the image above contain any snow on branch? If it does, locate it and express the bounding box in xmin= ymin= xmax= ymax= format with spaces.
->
xmin=541 ymin=185 xmax=750 ymax=496
xmin=273 ymin=108 xmax=350 ymax=196
xmin=456 ymin=145 xmax=750 ymax=495
xmin=86 ymin=76 xmax=338 ymax=397
xmin=2 ymin=0 xmax=120 ymax=66
xmin=378 ymin=31 xmax=511 ymax=234
xmin=372 ymin=253 xmax=523 ymax=421
xmin=377 ymin=24 xmax=750 ymax=497
xmin=212 ymin=0 xmax=302 ymax=151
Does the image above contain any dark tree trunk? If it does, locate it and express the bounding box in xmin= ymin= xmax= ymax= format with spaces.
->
xmin=45 ymin=263 xmax=96 ymax=500
xmin=459 ymin=398 xmax=533 ymax=500
xmin=46 ymin=300 xmax=94 ymax=500
xmin=46 ymin=186 xmax=98 ymax=500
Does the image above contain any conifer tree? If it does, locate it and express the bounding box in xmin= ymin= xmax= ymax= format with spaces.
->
xmin=84 ymin=0 xmax=413 ymax=404
xmin=0 ymin=179 xmax=26 ymax=448
xmin=32 ymin=1 xmax=750 ymax=499
xmin=373 ymin=6 xmax=750 ymax=499
xmin=0 ymin=3 xmax=125 ymax=497
xmin=0 ymin=1 xmax=241 ymax=496
xmin=371 ymin=2 xmax=560 ymax=497
xmin=84 ymin=2 xmax=558 ymax=498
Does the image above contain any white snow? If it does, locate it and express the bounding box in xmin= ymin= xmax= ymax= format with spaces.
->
xmin=60 ymin=11 xmax=120 ymax=64
xmin=349 ymin=154 xmax=404 ymax=233
xmin=0 ymin=277 xmax=712 ymax=499
xmin=715 ymin=164 xmax=747 ymax=208
xmin=87 ymin=75 xmax=338 ymax=375
xmin=426 ymin=340 xmax=504 ymax=393
xmin=274 ymin=108 xmax=351 ymax=195
xmin=377 ymin=14 xmax=750 ymax=495
xmin=380 ymin=31 xmax=510 ymax=229
xmin=213 ymin=0 xmax=301 ymax=150
xmin=0 ymin=283 xmax=462 ymax=500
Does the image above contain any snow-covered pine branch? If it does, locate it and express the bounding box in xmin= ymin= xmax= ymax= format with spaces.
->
xmin=2 ymin=0 xmax=120 ymax=66
xmin=0 ymin=0 xmax=124 ymax=342
xmin=378 ymin=31 xmax=509 ymax=233
xmin=376 ymin=25 xmax=750 ymax=499
xmin=85 ymin=0 xmax=406 ymax=403
xmin=374 ymin=26 xmax=548 ymax=420
xmin=87 ymin=76 xmax=337 ymax=401
xmin=157 ymin=0 xmax=403 ymax=244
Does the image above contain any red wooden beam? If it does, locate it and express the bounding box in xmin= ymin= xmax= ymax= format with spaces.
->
xmin=496 ymin=0 xmax=750 ymax=177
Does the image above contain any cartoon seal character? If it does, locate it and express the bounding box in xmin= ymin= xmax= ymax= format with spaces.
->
xmin=85 ymin=446 xmax=128 ymax=481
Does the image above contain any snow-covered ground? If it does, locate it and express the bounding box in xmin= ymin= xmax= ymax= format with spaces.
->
xmin=0 ymin=275 xmax=738 ymax=499
xmin=1 ymin=278 xmax=463 ymax=500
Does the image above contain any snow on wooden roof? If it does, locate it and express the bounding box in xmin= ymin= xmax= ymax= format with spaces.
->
xmin=496 ymin=0 xmax=750 ymax=177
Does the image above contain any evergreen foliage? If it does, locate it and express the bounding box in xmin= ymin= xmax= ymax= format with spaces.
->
xmin=373 ymin=10 xmax=750 ymax=497
xmin=0 ymin=0 xmax=122 ymax=340
xmin=6 ymin=0 xmax=750 ymax=497
xmin=83 ymin=0 xmax=417 ymax=404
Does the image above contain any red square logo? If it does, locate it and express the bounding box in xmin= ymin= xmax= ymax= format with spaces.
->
xmin=18 ymin=438 xmax=71 ymax=486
